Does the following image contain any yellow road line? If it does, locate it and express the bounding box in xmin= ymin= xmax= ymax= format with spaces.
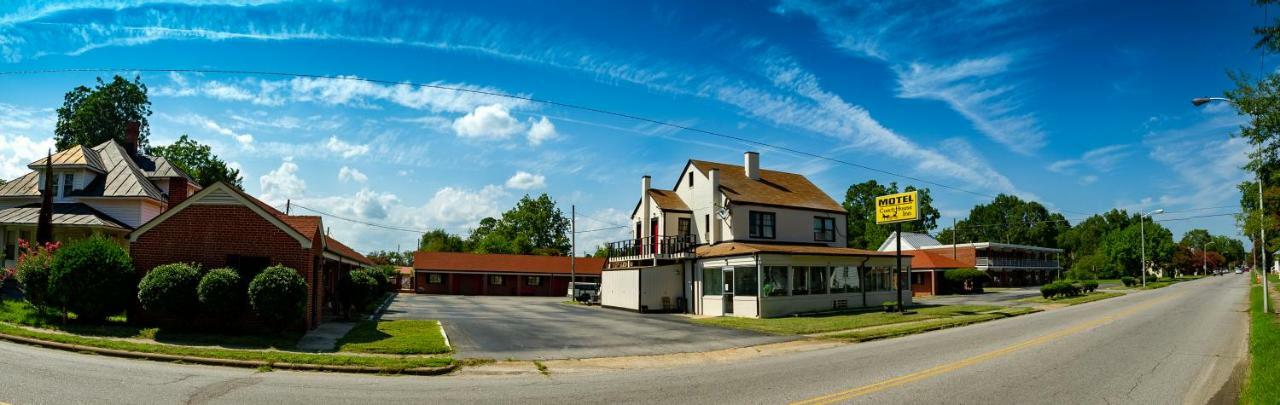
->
xmin=792 ymin=291 xmax=1186 ymax=405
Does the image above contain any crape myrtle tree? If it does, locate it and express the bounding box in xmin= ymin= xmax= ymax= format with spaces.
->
xmin=842 ymin=180 xmax=940 ymax=249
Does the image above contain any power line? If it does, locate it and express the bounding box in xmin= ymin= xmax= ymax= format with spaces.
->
xmin=0 ymin=67 xmax=1044 ymax=206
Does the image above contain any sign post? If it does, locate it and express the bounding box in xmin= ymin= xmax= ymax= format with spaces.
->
xmin=875 ymin=191 xmax=920 ymax=313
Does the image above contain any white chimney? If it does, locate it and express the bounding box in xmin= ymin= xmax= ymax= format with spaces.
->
xmin=744 ymin=151 xmax=760 ymax=180
xmin=641 ymin=175 xmax=652 ymax=241
xmin=709 ymin=168 xmax=721 ymax=244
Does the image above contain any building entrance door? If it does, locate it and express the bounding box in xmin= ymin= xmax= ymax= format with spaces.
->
xmin=722 ymin=267 xmax=734 ymax=315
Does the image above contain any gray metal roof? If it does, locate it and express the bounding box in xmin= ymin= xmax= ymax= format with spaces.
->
xmin=0 ymin=140 xmax=176 ymax=201
xmin=878 ymin=231 xmax=944 ymax=251
xmin=0 ymin=203 xmax=131 ymax=230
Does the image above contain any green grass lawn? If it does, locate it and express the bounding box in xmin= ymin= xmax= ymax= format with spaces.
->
xmin=336 ymin=320 xmax=450 ymax=355
xmin=692 ymin=305 xmax=1003 ymax=335
xmin=0 ymin=300 xmax=300 ymax=349
xmin=823 ymin=307 xmax=1039 ymax=342
xmin=1242 ymin=274 xmax=1280 ymax=404
xmin=1018 ymin=292 xmax=1123 ymax=306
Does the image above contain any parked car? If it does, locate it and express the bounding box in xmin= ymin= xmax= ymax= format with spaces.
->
xmin=1235 ymin=269 xmax=1243 ymax=274
xmin=569 ymin=282 xmax=601 ymax=304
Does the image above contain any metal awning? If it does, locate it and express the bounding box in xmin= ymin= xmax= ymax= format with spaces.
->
xmin=0 ymin=203 xmax=131 ymax=231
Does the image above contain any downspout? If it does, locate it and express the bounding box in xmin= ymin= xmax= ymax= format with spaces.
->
xmin=755 ymin=253 xmax=762 ymax=318
xmin=859 ymin=256 xmax=871 ymax=308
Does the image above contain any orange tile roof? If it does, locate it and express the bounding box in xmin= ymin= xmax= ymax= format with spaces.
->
xmin=220 ymin=182 xmax=371 ymax=265
xmin=689 ymin=160 xmax=845 ymax=213
xmin=414 ymin=251 xmax=605 ymax=275
xmin=324 ymin=235 xmax=374 ymax=265
xmin=907 ymin=250 xmax=970 ymax=269
xmin=695 ymin=242 xmax=896 ymax=259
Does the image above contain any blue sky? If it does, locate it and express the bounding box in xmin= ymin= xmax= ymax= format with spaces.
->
xmin=0 ymin=0 xmax=1269 ymax=254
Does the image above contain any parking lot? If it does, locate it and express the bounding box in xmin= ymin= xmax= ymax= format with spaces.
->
xmin=382 ymin=294 xmax=791 ymax=360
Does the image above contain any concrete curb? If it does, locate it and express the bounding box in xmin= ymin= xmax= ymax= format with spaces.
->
xmin=368 ymin=292 xmax=398 ymax=321
xmin=0 ymin=329 xmax=456 ymax=376
xmin=438 ymin=321 xmax=451 ymax=351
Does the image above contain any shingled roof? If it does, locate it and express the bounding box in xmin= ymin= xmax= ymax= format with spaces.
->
xmin=689 ymin=159 xmax=845 ymax=213
xmin=0 ymin=139 xmax=176 ymax=201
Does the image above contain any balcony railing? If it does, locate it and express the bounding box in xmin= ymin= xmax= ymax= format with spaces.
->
xmin=606 ymin=235 xmax=698 ymax=262
xmin=976 ymin=257 xmax=1060 ymax=268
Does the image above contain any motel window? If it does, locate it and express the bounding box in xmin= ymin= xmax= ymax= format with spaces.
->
xmin=702 ymin=268 xmax=723 ymax=295
xmin=489 ymin=275 xmax=504 ymax=286
xmin=865 ymin=266 xmax=894 ymax=292
xmin=748 ymin=211 xmax=775 ymax=239
xmin=763 ymin=266 xmax=788 ymax=296
xmin=912 ymin=273 xmax=926 ymax=285
xmin=830 ymin=266 xmax=860 ymax=293
xmin=427 ymin=273 xmax=443 ymax=284
xmin=813 ymin=217 xmax=835 ymax=242
xmin=734 ymin=267 xmax=758 ymax=296
xmin=526 ymin=276 xmax=542 ymax=286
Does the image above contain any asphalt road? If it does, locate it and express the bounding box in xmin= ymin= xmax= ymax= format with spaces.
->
xmin=0 ymin=275 xmax=1248 ymax=404
xmin=381 ymin=294 xmax=790 ymax=359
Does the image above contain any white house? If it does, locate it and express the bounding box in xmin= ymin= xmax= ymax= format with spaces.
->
xmin=601 ymin=152 xmax=910 ymax=318
xmin=0 ymin=124 xmax=198 ymax=266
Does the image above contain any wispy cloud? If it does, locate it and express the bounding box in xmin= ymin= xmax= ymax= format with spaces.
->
xmin=156 ymin=73 xmax=528 ymax=113
xmin=1048 ymin=144 xmax=1133 ymax=184
xmin=1138 ymin=108 xmax=1250 ymax=210
xmin=896 ymin=55 xmax=1045 ymax=154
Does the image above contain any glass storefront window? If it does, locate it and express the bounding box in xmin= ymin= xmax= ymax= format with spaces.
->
xmin=831 ymin=266 xmax=860 ymax=293
xmin=703 ymin=267 xmax=723 ymax=295
xmin=735 ymin=267 xmax=758 ymax=296
xmin=866 ymin=266 xmax=894 ymax=291
xmin=809 ymin=266 xmax=828 ymax=294
xmin=792 ymin=267 xmax=810 ymax=295
xmin=763 ymin=266 xmax=788 ymax=296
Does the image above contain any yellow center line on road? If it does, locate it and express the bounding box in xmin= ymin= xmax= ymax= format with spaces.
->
xmin=791 ymin=290 xmax=1188 ymax=405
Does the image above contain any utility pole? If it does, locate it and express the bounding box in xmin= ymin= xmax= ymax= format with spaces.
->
xmin=571 ymin=205 xmax=577 ymax=295
xmin=951 ymin=218 xmax=957 ymax=259
xmin=896 ymin=223 xmax=903 ymax=313
xmin=286 ymin=199 xmax=291 ymax=215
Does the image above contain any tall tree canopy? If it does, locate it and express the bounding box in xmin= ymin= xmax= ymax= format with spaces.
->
xmin=467 ymin=194 xmax=572 ymax=256
xmin=55 ymin=75 xmax=152 ymax=151
xmin=935 ymin=194 xmax=1069 ymax=249
xmin=841 ymin=180 xmax=940 ymax=249
xmin=418 ymin=229 xmax=466 ymax=253
xmin=146 ymin=135 xmax=243 ymax=189
xmin=1230 ymin=0 xmax=1280 ymax=262
xmin=366 ymin=250 xmax=414 ymax=266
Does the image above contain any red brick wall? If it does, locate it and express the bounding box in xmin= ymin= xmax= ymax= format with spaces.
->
xmin=167 ymin=178 xmax=189 ymax=207
xmin=131 ymin=205 xmax=319 ymax=330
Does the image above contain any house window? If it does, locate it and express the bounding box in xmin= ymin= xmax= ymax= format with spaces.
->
xmin=489 ymin=275 xmax=504 ymax=285
xmin=763 ymin=266 xmax=788 ymax=296
xmin=60 ymin=173 xmax=73 ymax=198
xmin=427 ymin=273 xmax=443 ymax=284
xmin=526 ymin=276 xmax=542 ymax=286
xmin=734 ymin=267 xmax=757 ymax=296
xmin=813 ymin=217 xmax=835 ymax=242
xmin=678 ymin=218 xmax=691 ymax=238
xmin=688 ymin=172 xmax=694 ymax=188
xmin=704 ymin=214 xmax=710 ymax=233
xmin=830 ymin=266 xmax=861 ymax=293
xmin=702 ymin=267 xmax=722 ymax=295
xmin=749 ymin=211 xmax=775 ymax=239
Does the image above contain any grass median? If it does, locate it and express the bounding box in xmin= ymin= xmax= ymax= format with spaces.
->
xmin=1241 ymin=274 xmax=1280 ymax=404
xmin=337 ymin=320 xmax=450 ymax=355
xmin=823 ymin=307 xmax=1039 ymax=342
xmin=692 ymin=304 xmax=1009 ymax=335
xmin=1018 ymin=292 xmax=1123 ymax=306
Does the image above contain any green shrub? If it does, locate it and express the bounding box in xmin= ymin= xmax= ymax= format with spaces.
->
xmin=1082 ymin=280 xmax=1099 ymax=293
xmin=248 ymin=265 xmax=308 ymax=327
xmin=1040 ymin=283 xmax=1059 ymax=299
xmin=15 ymin=243 xmax=57 ymax=309
xmin=198 ymin=268 xmax=243 ymax=319
xmin=944 ymin=268 xmax=990 ymax=294
xmin=345 ymin=269 xmax=382 ymax=312
xmin=1121 ymin=276 xmax=1136 ymax=287
xmin=48 ymin=236 xmax=135 ymax=322
xmin=138 ymin=263 xmax=202 ymax=320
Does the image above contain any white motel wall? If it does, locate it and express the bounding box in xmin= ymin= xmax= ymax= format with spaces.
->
xmin=603 ymin=253 xmax=911 ymax=318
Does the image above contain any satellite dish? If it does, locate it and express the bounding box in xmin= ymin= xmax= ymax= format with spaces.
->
xmin=717 ymin=206 xmax=730 ymax=220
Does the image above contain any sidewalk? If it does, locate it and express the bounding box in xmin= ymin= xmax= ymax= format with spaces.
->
xmin=297 ymin=321 xmax=358 ymax=352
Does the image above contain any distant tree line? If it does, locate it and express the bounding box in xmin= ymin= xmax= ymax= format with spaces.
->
xmin=407 ymin=193 xmax=573 ymax=257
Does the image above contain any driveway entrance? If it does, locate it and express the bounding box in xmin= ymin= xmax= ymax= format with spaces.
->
xmin=382 ymin=295 xmax=789 ymax=360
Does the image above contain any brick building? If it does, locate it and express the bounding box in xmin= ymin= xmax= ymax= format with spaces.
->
xmin=129 ymin=182 xmax=372 ymax=330
xmin=413 ymin=251 xmax=603 ymax=296
xmin=880 ymin=232 xmax=1062 ymax=296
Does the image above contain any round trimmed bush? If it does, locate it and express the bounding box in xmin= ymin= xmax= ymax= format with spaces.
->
xmin=1040 ymin=282 xmax=1059 ymax=299
xmin=198 ymin=268 xmax=243 ymax=318
xmin=944 ymin=268 xmax=990 ymax=294
xmin=1082 ymin=280 xmax=1099 ymax=293
xmin=15 ymin=248 xmax=56 ymax=309
xmin=346 ymin=269 xmax=381 ymax=311
xmin=1121 ymin=276 xmax=1137 ymax=287
xmin=138 ymin=263 xmax=201 ymax=319
xmin=248 ymin=265 xmax=308 ymax=327
xmin=49 ymin=236 xmax=135 ymax=322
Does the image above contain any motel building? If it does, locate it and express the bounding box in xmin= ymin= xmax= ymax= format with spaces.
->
xmin=601 ymin=152 xmax=911 ymax=318
xmin=879 ymin=232 xmax=1063 ymax=296
xmin=413 ymin=251 xmax=603 ymax=296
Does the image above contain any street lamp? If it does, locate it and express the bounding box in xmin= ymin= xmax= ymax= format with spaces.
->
xmin=1140 ymin=208 xmax=1164 ymax=287
xmin=1203 ymin=241 xmax=1215 ymax=276
xmin=1194 ymin=96 xmax=1268 ymax=313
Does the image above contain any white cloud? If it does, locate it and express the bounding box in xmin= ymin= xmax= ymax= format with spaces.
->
xmin=1048 ymin=144 xmax=1133 ymax=184
xmin=258 ymin=159 xmax=306 ymax=205
xmin=338 ymin=166 xmax=367 ymax=183
xmin=526 ymin=116 xmax=558 ymax=146
xmin=505 ymin=171 xmax=546 ymax=190
xmin=324 ymin=136 xmax=370 ymax=158
xmin=0 ymin=104 xmax=55 ymax=180
xmin=451 ymin=104 xmax=525 ymax=140
xmin=155 ymin=73 xmax=527 ymax=113
xmin=158 ymin=113 xmax=254 ymax=147
xmin=572 ymin=208 xmax=632 ymax=256
xmin=895 ymin=56 xmax=1045 ymax=154
xmin=421 ymin=185 xmax=509 ymax=230
xmin=1142 ymin=110 xmax=1250 ymax=210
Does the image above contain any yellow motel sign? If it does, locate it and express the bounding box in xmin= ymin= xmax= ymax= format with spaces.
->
xmin=875 ymin=191 xmax=919 ymax=224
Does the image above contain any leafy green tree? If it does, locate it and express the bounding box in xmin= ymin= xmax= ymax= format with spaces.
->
xmin=841 ymin=180 xmax=940 ymax=249
xmin=54 ymin=75 xmax=152 ymax=151
xmin=366 ymin=250 xmax=415 ymax=266
xmin=1213 ymin=235 xmax=1247 ymax=266
xmin=418 ymin=229 xmax=467 ymax=253
xmin=591 ymin=245 xmax=609 ymax=258
xmin=1056 ymin=209 xmax=1134 ymax=269
xmin=1067 ymin=253 xmax=1119 ymax=280
xmin=1178 ymin=229 xmax=1214 ymax=251
xmin=466 ymin=194 xmax=571 ymax=255
xmin=1230 ymin=1 xmax=1280 ymax=262
xmin=147 ymin=135 xmax=243 ymax=189
xmin=936 ymin=194 xmax=1069 ymax=248
xmin=1099 ymin=222 xmax=1174 ymax=278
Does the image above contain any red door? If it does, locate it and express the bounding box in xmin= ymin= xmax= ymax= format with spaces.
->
xmin=651 ymin=219 xmax=660 ymax=254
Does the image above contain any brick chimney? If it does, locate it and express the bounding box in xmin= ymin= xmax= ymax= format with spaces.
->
xmin=744 ymin=151 xmax=760 ymax=180
xmin=124 ymin=121 xmax=140 ymax=156
xmin=166 ymin=177 xmax=189 ymax=207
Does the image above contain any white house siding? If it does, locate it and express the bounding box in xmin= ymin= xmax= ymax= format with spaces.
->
xmin=139 ymin=199 xmax=163 ymax=224
xmin=602 ymin=269 xmax=640 ymax=310
xmin=82 ymin=199 xmax=148 ymax=228
xmin=696 ymin=255 xmax=759 ymax=317
xmin=639 ymin=264 xmax=683 ymax=312
xmin=695 ymin=254 xmax=911 ymax=318
xmin=727 ymin=204 xmax=847 ymax=247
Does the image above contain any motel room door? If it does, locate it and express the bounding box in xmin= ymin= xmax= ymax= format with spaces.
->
xmin=722 ymin=267 xmax=734 ymax=315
